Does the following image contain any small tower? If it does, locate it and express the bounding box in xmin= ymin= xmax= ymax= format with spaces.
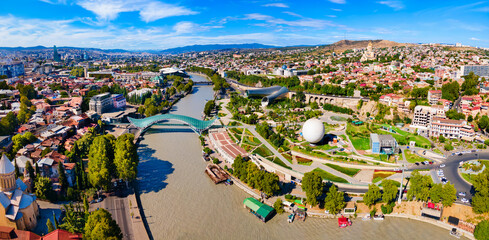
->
xmin=0 ymin=154 xmax=16 ymax=192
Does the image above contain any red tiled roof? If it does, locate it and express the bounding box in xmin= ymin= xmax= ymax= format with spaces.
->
xmin=42 ymin=229 xmax=82 ymax=240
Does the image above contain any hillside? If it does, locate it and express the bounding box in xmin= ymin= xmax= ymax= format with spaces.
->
xmin=322 ymin=39 xmax=414 ymax=52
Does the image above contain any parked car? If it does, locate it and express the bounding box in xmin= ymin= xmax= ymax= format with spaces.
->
xmin=458 ymin=192 xmax=466 ymax=197
xmin=440 ymin=164 xmax=446 ymax=168
xmin=461 ymin=198 xmax=469 ymax=203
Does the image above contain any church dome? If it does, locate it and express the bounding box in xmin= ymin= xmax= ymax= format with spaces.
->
xmin=0 ymin=154 xmax=17 ymax=192
xmin=0 ymin=154 xmax=14 ymax=174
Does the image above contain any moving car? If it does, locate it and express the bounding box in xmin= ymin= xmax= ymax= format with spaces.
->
xmin=458 ymin=192 xmax=466 ymax=197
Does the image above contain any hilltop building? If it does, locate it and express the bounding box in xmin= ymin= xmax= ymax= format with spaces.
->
xmin=0 ymin=154 xmax=40 ymax=230
xmin=360 ymin=42 xmax=376 ymax=62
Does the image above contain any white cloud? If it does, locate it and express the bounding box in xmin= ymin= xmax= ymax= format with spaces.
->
xmin=331 ymin=8 xmax=342 ymax=11
xmin=39 ymin=0 xmax=67 ymax=4
xmin=263 ymin=3 xmax=289 ymax=8
xmin=470 ymin=37 xmax=480 ymax=41
xmin=377 ymin=1 xmax=405 ymax=10
xmin=76 ymin=0 xmax=197 ymax=22
xmin=473 ymin=7 xmax=489 ymax=12
xmin=327 ymin=15 xmax=337 ymax=18
xmin=173 ymin=21 xmax=222 ymax=34
xmin=245 ymin=13 xmax=340 ymax=29
xmin=328 ymin=0 xmax=346 ymax=4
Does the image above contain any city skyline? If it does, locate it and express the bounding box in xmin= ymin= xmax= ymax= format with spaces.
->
xmin=1 ymin=0 xmax=489 ymax=50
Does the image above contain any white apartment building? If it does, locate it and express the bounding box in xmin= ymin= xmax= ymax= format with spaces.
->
xmin=429 ymin=118 xmax=475 ymax=140
xmin=411 ymin=105 xmax=446 ymax=136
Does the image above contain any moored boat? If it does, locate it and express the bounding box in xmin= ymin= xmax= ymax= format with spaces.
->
xmin=449 ymin=228 xmax=461 ymax=238
xmin=288 ymin=213 xmax=295 ymax=223
xmin=338 ymin=216 xmax=352 ymax=228
xmin=362 ymin=214 xmax=371 ymax=221
xmin=373 ymin=214 xmax=384 ymax=220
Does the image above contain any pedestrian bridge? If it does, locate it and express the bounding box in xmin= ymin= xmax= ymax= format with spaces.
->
xmin=128 ymin=114 xmax=218 ymax=135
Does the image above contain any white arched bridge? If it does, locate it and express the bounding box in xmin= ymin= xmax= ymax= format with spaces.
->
xmin=128 ymin=114 xmax=218 ymax=135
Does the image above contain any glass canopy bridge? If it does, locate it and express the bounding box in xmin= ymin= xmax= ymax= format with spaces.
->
xmin=128 ymin=114 xmax=218 ymax=135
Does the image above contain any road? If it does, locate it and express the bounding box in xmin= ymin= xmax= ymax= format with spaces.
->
xmin=91 ymin=188 xmax=134 ymax=240
xmin=408 ymin=150 xmax=489 ymax=203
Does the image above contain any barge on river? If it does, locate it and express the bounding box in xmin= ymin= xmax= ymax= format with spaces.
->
xmin=205 ymin=164 xmax=229 ymax=184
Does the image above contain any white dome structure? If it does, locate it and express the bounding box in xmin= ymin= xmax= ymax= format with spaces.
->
xmin=301 ymin=119 xmax=325 ymax=143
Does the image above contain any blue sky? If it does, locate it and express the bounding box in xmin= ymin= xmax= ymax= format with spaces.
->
xmin=0 ymin=0 xmax=488 ymax=50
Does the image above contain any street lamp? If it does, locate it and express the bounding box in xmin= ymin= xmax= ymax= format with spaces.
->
xmin=398 ymin=164 xmax=405 ymax=205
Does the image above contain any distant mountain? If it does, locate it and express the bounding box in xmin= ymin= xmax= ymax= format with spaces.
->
xmin=159 ymin=43 xmax=279 ymax=54
xmin=0 ymin=46 xmax=131 ymax=53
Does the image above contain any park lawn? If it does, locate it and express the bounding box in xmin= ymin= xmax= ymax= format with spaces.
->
xmin=253 ymin=145 xmax=273 ymax=157
xmin=461 ymin=173 xmax=475 ymax=185
xmin=282 ymin=153 xmax=293 ymax=164
xmin=270 ymin=157 xmax=292 ymax=170
xmin=312 ymin=168 xmax=349 ymax=183
xmin=229 ymin=127 xmax=243 ymax=135
xmin=404 ymin=150 xmax=427 ymax=163
xmin=324 ymin=163 xmax=360 ymax=177
xmin=433 ymin=148 xmax=443 ymax=155
xmin=323 ymin=123 xmax=337 ymax=133
xmin=378 ymin=124 xmax=431 ymax=147
xmin=350 ymin=136 xmax=370 ymax=150
xmin=333 ymin=151 xmax=350 ymax=156
xmin=292 ymin=146 xmax=330 ymax=158
xmin=331 ymin=116 xmax=347 ymax=122
xmin=296 ymin=156 xmax=313 ymax=166
xmin=242 ymin=136 xmax=261 ymax=146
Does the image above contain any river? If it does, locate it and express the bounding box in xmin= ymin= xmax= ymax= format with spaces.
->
xmin=136 ymin=74 xmax=464 ymax=240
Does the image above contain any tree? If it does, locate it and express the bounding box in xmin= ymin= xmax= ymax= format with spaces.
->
xmin=88 ymin=135 xmax=115 ymax=190
xmin=273 ymin=198 xmax=284 ymax=214
xmin=407 ymin=170 xmax=433 ymax=201
xmin=114 ymin=134 xmax=138 ymax=183
xmin=479 ymin=115 xmax=489 ymax=132
xmin=26 ymin=161 xmax=35 ymax=182
xmin=323 ymin=184 xmax=345 ymax=214
xmin=302 ymin=171 xmax=324 ymax=207
xmin=53 ymin=212 xmax=59 ymax=229
xmin=84 ymin=209 xmax=122 ymax=240
xmin=381 ymin=180 xmax=398 ymax=204
xmin=475 ymin=220 xmax=489 ymax=240
xmin=35 ymin=176 xmax=54 ymax=201
xmin=58 ymin=163 xmax=68 ymax=192
xmin=14 ymin=159 xmax=20 ymax=178
xmin=59 ymin=203 xmax=86 ymax=234
xmin=441 ymin=183 xmax=457 ymax=206
xmin=441 ymin=81 xmax=460 ymax=102
xmin=471 ymin=169 xmax=489 ymax=213
xmin=204 ymin=100 xmax=215 ymax=117
xmin=444 ymin=143 xmax=454 ymax=151
xmin=47 ymin=218 xmax=55 ymax=233
xmin=429 ymin=183 xmax=443 ymax=203
xmin=364 ymin=184 xmax=381 ymax=207
xmin=446 ymin=110 xmax=466 ymax=120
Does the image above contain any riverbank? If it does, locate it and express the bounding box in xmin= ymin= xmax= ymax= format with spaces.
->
xmin=134 ymin=73 xmax=472 ymax=240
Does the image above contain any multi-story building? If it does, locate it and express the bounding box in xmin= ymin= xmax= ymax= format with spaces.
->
xmin=411 ymin=105 xmax=446 ymax=136
xmin=0 ymin=62 xmax=24 ymax=78
xmin=429 ymin=118 xmax=475 ymax=140
xmin=112 ymin=94 xmax=126 ymax=109
xmin=460 ymin=65 xmax=489 ymax=78
xmin=370 ymin=134 xmax=398 ymax=154
xmin=89 ymin=92 xmax=113 ymax=114
xmin=428 ymin=90 xmax=442 ymax=105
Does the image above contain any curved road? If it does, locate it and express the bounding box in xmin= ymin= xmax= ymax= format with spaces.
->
xmin=408 ymin=150 xmax=489 ymax=202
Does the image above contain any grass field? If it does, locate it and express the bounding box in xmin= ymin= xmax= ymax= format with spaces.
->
xmin=372 ymin=170 xmax=397 ymax=182
xmin=404 ymin=150 xmax=427 ymax=163
xmin=312 ymin=168 xmax=349 ymax=183
xmin=349 ymin=136 xmax=370 ymax=150
xmin=330 ymin=116 xmax=347 ymax=122
xmin=242 ymin=136 xmax=261 ymax=146
xmin=229 ymin=127 xmax=243 ymax=135
xmin=253 ymin=145 xmax=273 ymax=157
xmin=296 ymin=156 xmax=313 ymax=166
xmin=461 ymin=173 xmax=475 ymax=185
xmin=324 ymin=163 xmax=360 ymax=177
xmin=270 ymin=157 xmax=292 ymax=170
